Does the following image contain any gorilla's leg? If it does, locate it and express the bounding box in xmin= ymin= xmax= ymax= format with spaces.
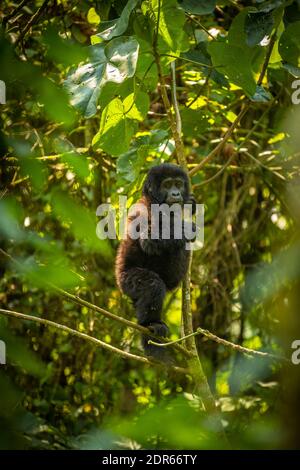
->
xmin=119 ymin=268 xmax=171 ymax=360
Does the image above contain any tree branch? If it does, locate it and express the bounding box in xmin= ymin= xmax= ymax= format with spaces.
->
xmin=152 ymin=2 xmax=219 ymax=415
xmin=0 ymin=248 xmax=191 ymax=359
xmin=0 ymin=307 xmax=188 ymax=374
xmin=15 ymin=0 xmax=50 ymax=46
xmin=189 ymin=27 xmax=278 ymax=178
xmin=149 ymin=326 xmax=289 ymax=362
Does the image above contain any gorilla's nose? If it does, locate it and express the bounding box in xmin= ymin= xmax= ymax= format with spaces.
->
xmin=171 ymin=190 xmax=180 ymax=198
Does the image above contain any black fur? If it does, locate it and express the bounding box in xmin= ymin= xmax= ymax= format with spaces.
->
xmin=115 ymin=164 xmax=194 ymax=360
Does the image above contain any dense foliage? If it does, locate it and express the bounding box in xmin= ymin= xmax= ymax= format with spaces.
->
xmin=0 ymin=0 xmax=300 ymax=450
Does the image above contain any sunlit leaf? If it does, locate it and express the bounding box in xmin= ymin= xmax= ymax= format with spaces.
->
xmin=142 ymin=0 xmax=189 ymax=56
xmin=96 ymin=0 xmax=139 ymax=40
xmin=123 ymin=91 xmax=149 ymax=121
xmin=208 ymin=42 xmax=257 ymax=96
xmin=92 ymin=97 xmax=138 ymax=155
xmin=87 ymin=7 xmax=101 ymax=25
xmin=65 ymin=37 xmax=139 ymax=117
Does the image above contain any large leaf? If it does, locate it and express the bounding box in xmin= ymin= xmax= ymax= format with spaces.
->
xmin=245 ymin=11 xmax=274 ymax=47
xmin=65 ymin=36 xmax=139 ymax=118
xmin=92 ymin=98 xmax=138 ymax=155
xmin=93 ymin=91 xmax=149 ymax=155
xmin=208 ymin=42 xmax=257 ymax=96
xmin=142 ymin=0 xmax=189 ymax=56
xmin=178 ymin=0 xmax=216 ymax=15
xmin=116 ymin=130 xmax=170 ymax=183
xmin=183 ymin=44 xmax=229 ymax=87
xmin=180 ymin=107 xmax=209 ymax=137
xmin=123 ymin=91 xmax=150 ymax=121
xmin=96 ymin=0 xmax=139 ymax=40
xmin=279 ymin=21 xmax=300 ymax=68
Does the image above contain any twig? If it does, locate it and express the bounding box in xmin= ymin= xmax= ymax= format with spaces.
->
xmin=196 ymin=327 xmax=289 ymax=362
xmin=0 ymin=307 xmax=189 ymax=374
xmin=3 ymin=0 xmax=29 ymax=27
xmin=257 ymin=32 xmax=277 ymax=86
xmin=189 ymin=26 xmax=278 ymax=178
xmin=171 ymin=61 xmax=182 ymax=137
xmin=15 ymin=0 xmax=50 ymax=46
xmin=0 ymin=248 xmax=191 ymax=359
xmin=149 ymin=327 xmax=289 ymax=362
xmin=189 ymin=104 xmax=249 ymax=177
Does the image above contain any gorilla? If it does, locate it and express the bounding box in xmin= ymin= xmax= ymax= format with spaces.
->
xmin=115 ymin=163 xmax=196 ymax=360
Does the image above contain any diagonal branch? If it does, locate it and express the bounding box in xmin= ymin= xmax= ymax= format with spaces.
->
xmin=0 ymin=307 xmax=188 ymax=374
xmin=0 ymin=248 xmax=191 ymax=359
xmin=149 ymin=326 xmax=289 ymax=362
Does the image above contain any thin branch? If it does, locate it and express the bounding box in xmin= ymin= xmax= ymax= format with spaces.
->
xmin=3 ymin=0 xmax=29 ymax=27
xmin=189 ymin=27 xmax=278 ymax=178
xmin=0 ymin=248 xmax=191 ymax=359
xmin=196 ymin=327 xmax=289 ymax=362
xmin=0 ymin=307 xmax=189 ymax=374
xmin=257 ymin=32 xmax=277 ymax=86
xmin=15 ymin=0 xmax=50 ymax=46
xmin=149 ymin=327 xmax=289 ymax=362
xmin=189 ymin=104 xmax=249 ymax=177
xmin=171 ymin=61 xmax=182 ymax=137
xmin=57 ymin=287 xmax=191 ymax=358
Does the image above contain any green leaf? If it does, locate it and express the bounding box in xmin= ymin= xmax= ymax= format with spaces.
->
xmin=65 ymin=36 xmax=139 ymax=118
xmin=52 ymin=191 xmax=112 ymax=256
xmin=87 ymin=7 xmax=101 ymax=25
xmin=9 ymin=139 xmax=47 ymax=192
xmin=227 ymin=9 xmax=265 ymax=73
xmin=135 ymin=38 xmax=158 ymax=92
xmin=183 ymin=45 xmax=229 ymax=87
xmin=92 ymin=98 xmax=138 ymax=155
xmin=250 ymin=85 xmax=272 ymax=102
xmin=279 ymin=21 xmax=300 ymax=68
xmin=18 ymin=255 xmax=82 ymax=290
xmin=116 ymin=130 xmax=170 ymax=182
xmin=228 ymin=8 xmax=251 ymax=46
xmin=208 ymin=42 xmax=257 ymax=96
xmin=52 ymin=138 xmax=90 ymax=181
xmin=98 ymin=79 xmax=134 ymax=109
xmin=180 ymin=108 xmax=209 ymax=137
xmin=123 ymin=91 xmax=150 ymax=121
xmin=43 ymin=26 xmax=88 ymax=66
xmin=142 ymin=0 xmax=189 ymax=55
xmin=96 ymin=0 xmax=139 ymax=40
xmin=116 ymin=148 xmax=145 ymax=183
xmin=178 ymin=0 xmax=216 ymax=15
xmin=257 ymin=0 xmax=283 ymax=13
xmin=0 ymin=197 xmax=24 ymax=242
xmin=39 ymin=77 xmax=75 ymax=126
xmin=245 ymin=11 xmax=274 ymax=47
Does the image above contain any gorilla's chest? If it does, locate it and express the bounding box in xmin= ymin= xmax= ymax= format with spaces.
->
xmin=144 ymin=249 xmax=189 ymax=291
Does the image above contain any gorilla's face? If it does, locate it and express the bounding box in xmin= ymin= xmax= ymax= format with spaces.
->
xmin=159 ymin=176 xmax=185 ymax=204
xmin=142 ymin=163 xmax=189 ymax=205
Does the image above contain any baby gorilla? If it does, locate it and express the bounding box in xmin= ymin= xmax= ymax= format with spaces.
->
xmin=115 ymin=163 xmax=195 ymax=360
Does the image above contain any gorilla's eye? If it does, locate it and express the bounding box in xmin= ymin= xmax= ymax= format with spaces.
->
xmin=175 ymin=179 xmax=184 ymax=189
xmin=162 ymin=180 xmax=172 ymax=190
